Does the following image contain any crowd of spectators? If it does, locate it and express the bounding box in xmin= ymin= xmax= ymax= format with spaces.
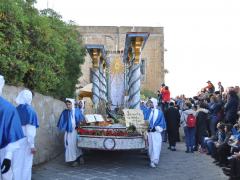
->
xmin=141 ymin=81 xmax=240 ymax=179
xmin=173 ymin=81 xmax=240 ymax=180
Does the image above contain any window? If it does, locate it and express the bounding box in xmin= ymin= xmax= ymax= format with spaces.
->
xmin=140 ymin=59 xmax=146 ymax=81
xmin=140 ymin=59 xmax=146 ymax=75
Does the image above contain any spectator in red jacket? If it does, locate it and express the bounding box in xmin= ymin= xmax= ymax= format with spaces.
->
xmin=162 ymin=86 xmax=171 ymax=112
xmin=162 ymin=86 xmax=170 ymax=102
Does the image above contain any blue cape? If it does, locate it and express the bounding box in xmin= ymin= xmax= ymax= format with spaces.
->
xmin=232 ymin=127 xmax=238 ymax=135
xmin=16 ymin=104 xmax=39 ymax=128
xmin=149 ymin=109 xmax=166 ymax=129
xmin=141 ymin=105 xmax=151 ymax=120
xmin=0 ymin=97 xmax=24 ymax=149
xmin=57 ymin=108 xmax=84 ymax=132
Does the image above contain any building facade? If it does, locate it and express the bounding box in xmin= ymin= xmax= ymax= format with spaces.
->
xmin=77 ymin=26 xmax=165 ymax=93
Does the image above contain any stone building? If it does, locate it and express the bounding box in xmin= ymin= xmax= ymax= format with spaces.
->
xmin=77 ymin=26 xmax=164 ymax=94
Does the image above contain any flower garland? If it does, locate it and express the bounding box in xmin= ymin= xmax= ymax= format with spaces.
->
xmin=77 ymin=128 xmax=140 ymax=137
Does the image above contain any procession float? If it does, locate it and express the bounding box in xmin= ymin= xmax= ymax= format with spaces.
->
xmin=77 ymin=32 xmax=150 ymax=151
xmin=77 ymin=110 xmax=148 ymax=151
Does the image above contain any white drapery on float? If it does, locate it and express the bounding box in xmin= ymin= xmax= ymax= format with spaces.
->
xmin=109 ymin=56 xmax=125 ymax=109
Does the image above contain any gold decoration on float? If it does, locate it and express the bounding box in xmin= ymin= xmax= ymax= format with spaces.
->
xmin=90 ymin=49 xmax=101 ymax=68
xmin=131 ymin=37 xmax=143 ymax=64
xmin=110 ymin=57 xmax=124 ymax=75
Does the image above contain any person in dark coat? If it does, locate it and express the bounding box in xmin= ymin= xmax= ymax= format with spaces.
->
xmin=195 ymin=102 xmax=209 ymax=152
xmin=224 ymin=90 xmax=239 ymax=125
xmin=222 ymin=152 xmax=240 ymax=179
xmin=165 ymin=102 xmax=180 ymax=151
xmin=209 ymin=96 xmax=222 ymax=136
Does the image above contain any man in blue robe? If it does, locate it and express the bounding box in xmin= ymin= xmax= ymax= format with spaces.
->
xmin=147 ymin=98 xmax=166 ymax=168
xmin=13 ymin=89 xmax=39 ymax=180
xmin=0 ymin=75 xmax=24 ymax=180
xmin=57 ymin=98 xmax=85 ymax=166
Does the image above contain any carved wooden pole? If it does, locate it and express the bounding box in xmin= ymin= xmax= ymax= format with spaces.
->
xmin=127 ymin=38 xmax=143 ymax=109
xmin=86 ymin=45 xmax=107 ymax=112
xmin=102 ymin=62 xmax=107 ymax=101
xmin=91 ymin=49 xmax=101 ymax=109
xmin=98 ymin=62 xmax=104 ymax=100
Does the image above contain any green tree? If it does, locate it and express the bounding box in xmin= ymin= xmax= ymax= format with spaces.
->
xmin=141 ymin=89 xmax=157 ymax=99
xmin=0 ymin=0 xmax=85 ymax=99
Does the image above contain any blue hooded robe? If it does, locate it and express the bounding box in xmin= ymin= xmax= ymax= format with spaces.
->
xmin=147 ymin=108 xmax=166 ymax=166
xmin=149 ymin=109 xmax=166 ymax=130
xmin=0 ymin=97 xmax=24 ymax=149
xmin=141 ymin=105 xmax=152 ymax=120
xmin=57 ymin=108 xmax=84 ymax=132
xmin=16 ymin=104 xmax=39 ymax=128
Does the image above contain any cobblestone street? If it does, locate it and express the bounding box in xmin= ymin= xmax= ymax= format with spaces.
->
xmin=32 ymin=143 xmax=227 ymax=180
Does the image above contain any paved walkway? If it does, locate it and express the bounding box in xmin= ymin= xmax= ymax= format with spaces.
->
xmin=32 ymin=143 xmax=227 ymax=180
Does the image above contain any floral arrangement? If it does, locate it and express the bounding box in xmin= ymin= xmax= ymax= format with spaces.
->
xmin=77 ymin=128 xmax=140 ymax=137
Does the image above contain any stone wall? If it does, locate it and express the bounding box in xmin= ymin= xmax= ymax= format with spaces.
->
xmin=2 ymin=85 xmax=65 ymax=165
xmin=77 ymin=26 xmax=165 ymax=93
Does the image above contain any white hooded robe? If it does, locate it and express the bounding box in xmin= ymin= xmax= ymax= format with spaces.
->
xmin=12 ymin=90 xmax=38 ymax=180
xmin=147 ymin=98 xmax=166 ymax=165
